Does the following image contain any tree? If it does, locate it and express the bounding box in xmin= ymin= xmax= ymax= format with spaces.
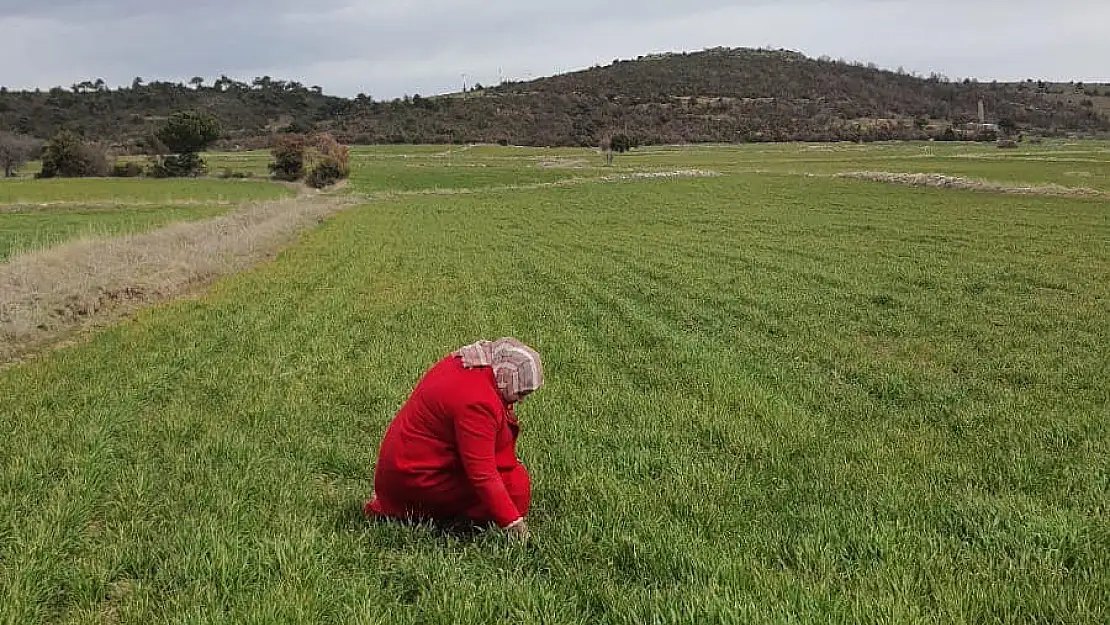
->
xmin=38 ymin=131 xmax=109 ymax=178
xmin=0 ymin=132 xmax=42 ymax=177
xmin=599 ymin=135 xmax=614 ymax=165
xmin=156 ymin=110 xmax=221 ymax=154
xmin=610 ymin=133 xmax=633 ymax=153
xmin=997 ymin=118 xmax=1017 ymax=137
xmin=151 ymin=110 xmax=221 ymax=177
xmin=190 ymin=76 xmax=205 ymax=90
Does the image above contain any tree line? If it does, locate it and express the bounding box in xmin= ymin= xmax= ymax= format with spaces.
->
xmin=1 ymin=48 xmax=1107 ymax=152
xmin=1 ymin=109 xmax=348 ymax=189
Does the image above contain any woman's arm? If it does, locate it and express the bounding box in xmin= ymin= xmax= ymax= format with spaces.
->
xmin=452 ymin=402 xmax=523 ymax=528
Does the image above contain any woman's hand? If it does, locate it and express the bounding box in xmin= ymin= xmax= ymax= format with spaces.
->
xmin=504 ymin=518 xmax=531 ymax=542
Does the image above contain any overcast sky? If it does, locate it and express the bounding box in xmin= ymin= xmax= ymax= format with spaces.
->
xmin=1 ymin=1 xmax=1106 ymax=98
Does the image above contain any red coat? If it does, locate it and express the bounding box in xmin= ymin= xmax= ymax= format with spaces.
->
xmin=366 ymin=354 xmax=530 ymax=528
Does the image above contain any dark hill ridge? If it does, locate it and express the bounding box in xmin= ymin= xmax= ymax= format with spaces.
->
xmin=0 ymin=77 xmax=348 ymax=151
xmin=2 ymin=48 xmax=1107 ymax=148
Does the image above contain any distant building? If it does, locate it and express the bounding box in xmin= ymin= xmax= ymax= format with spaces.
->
xmin=964 ymin=98 xmax=999 ymax=133
xmin=965 ymin=122 xmax=1000 ymax=133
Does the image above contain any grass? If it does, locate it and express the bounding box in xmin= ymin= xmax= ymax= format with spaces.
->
xmin=622 ymin=140 xmax=1110 ymax=190
xmin=0 ymin=195 xmax=353 ymax=363
xmin=1 ymin=144 xmax=1108 ymax=623
xmin=342 ymin=146 xmax=610 ymax=193
xmin=0 ymin=174 xmax=295 ymax=262
xmin=346 ymin=161 xmax=602 ymax=193
xmin=197 ymin=151 xmax=273 ymax=177
xmin=0 ymin=177 xmax=293 ymax=205
xmin=185 ymin=146 xmax=608 ymax=193
xmin=0 ymin=205 xmax=231 ymax=261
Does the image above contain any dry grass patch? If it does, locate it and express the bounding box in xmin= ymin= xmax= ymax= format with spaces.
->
xmin=837 ymin=171 xmax=1105 ymax=198
xmin=0 ymin=199 xmax=240 ymax=214
xmin=0 ymin=193 xmax=357 ymax=364
xmin=600 ymin=169 xmax=722 ymax=181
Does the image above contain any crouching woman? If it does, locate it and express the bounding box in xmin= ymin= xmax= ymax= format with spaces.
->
xmin=364 ymin=338 xmax=544 ymax=540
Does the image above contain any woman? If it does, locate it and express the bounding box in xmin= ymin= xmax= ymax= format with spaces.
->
xmin=364 ymin=338 xmax=544 ymax=539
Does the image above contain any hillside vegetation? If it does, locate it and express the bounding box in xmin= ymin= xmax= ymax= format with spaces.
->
xmin=2 ymin=48 xmax=1108 ymax=148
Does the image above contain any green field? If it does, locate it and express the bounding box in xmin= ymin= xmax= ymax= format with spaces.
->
xmin=624 ymin=140 xmax=1110 ymax=190
xmin=0 ymin=177 xmax=294 ymax=259
xmin=0 ymin=177 xmax=292 ymax=206
xmin=1 ymin=143 xmax=1108 ymax=623
xmin=0 ymin=205 xmax=232 ymax=261
xmin=200 ymin=146 xmax=610 ymax=193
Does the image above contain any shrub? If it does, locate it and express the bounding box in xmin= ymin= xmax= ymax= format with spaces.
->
xmin=281 ymin=120 xmax=315 ymax=134
xmin=269 ymin=132 xmax=350 ymax=188
xmin=305 ymin=133 xmax=350 ymax=189
xmin=111 ymin=161 xmax=145 ymax=177
xmin=148 ymin=153 xmax=206 ymax=178
xmin=306 ymin=161 xmax=345 ymax=188
xmin=610 ymin=133 xmax=633 ymax=153
xmin=269 ymin=134 xmax=310 ymax=181
xmin=997 ymin=118 xmax=1018 ymax=136
xmin=935 ymin=127 xmax=959 ymax=142
xmin=0 ymin=131 xmax=42 ymax=177
xmin=38 ymin=131 xmax=110 ymax=178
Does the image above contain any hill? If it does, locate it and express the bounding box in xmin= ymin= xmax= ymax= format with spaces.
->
xmin=327 ymin=49 xmax=1110 ymax=145
xmin=2 ymin=48 xmax=1108 ymax=149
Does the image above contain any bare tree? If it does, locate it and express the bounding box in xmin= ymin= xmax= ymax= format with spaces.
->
xmin=0 ymin=132 xmax=43 ymax=177
xmin=599 ymin=134 xmax=614 ymax=166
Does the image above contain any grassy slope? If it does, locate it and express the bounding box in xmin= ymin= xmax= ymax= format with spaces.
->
xmin=1 ymin=147 xmax=1109 ymax=623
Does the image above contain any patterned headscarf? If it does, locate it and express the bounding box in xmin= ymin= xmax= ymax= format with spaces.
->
xmin=456 ymin=338 xmax=544 ymax=403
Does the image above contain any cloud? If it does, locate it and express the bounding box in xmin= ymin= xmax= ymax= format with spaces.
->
xmin=0 ymin=0 xmax=1106 ymax=98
